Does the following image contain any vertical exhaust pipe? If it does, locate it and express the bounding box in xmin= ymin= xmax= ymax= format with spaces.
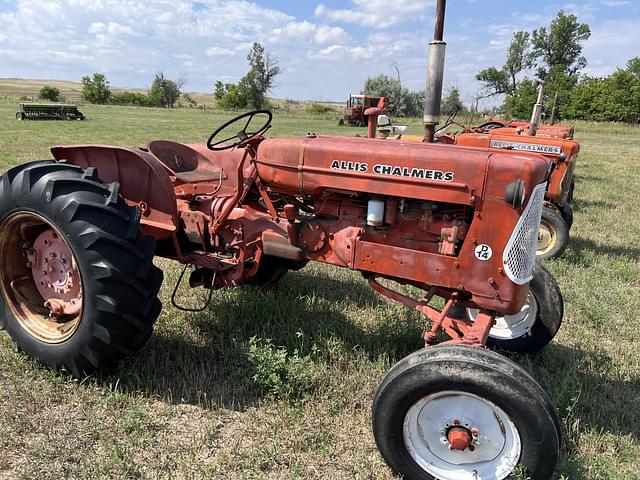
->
xmin=423 ymin=0 xmax=447 ymax=143
xmin=528 ymin=81 xmax=545 ymax=136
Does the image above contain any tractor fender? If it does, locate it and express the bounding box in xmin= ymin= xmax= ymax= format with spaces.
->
xmin=51 ymin=145 xmax=179 ymax=239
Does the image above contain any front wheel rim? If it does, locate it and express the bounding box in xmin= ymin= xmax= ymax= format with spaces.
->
xmin=403 ymin=391 xmax=521 ymax=480
xmin=537 ymin=221 xmax=557 ymax=255
xmin=0 ymin=212 xmax=83 ymax=343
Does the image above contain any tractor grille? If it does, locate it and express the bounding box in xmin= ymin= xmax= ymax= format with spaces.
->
xmin=503 ymin=182 xmax=547 ymax=285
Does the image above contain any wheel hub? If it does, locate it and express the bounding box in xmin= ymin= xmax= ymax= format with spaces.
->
xmin=537 ymin=222 xmax=555 ymax=253
xmin=25 ymin=230 xmax=82 ymax=317
xmin=447 ymin=426 xmax=473 ymax=451
xmin=403 ymin=391 xmax=521 ymax=479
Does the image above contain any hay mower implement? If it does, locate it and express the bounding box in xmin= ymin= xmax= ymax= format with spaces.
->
xmin=1 ymin=1 xmax=568 ymax=478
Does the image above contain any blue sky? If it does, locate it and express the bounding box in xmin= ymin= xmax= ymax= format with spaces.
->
xmin=1 ymin=0 xmax=639 ymax=106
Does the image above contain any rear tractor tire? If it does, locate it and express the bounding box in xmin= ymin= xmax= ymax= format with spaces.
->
xmin=466 ymin=263 xmax=563 ymax=353
xmin=373 ymin=346 xmax=561 ymax=480
xmin=0 ymin=161 xmax=163 ymax=378
xmin=536 ymin=205 xmax=569 ymax=260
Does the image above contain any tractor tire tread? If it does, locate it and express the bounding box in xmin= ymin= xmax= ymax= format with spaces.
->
xmin=0 ymin=160 xmax=162 ymax=378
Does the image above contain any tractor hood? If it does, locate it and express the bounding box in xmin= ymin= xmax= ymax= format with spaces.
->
xmin=256 ymin=135 xmax=548 ymax=207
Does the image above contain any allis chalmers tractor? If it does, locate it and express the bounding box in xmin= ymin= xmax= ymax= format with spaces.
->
xmin=0 ymin=110 xmax=562 ymax=479
xmin=0 ymin=2 xmax=566 ymax=479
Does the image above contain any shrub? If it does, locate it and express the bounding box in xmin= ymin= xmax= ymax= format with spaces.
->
xmin=246 ymin=336 xmax=325 ymax=403
xmin=307 ymin=103 xmax=330 ymax=114
xmin=38 ymin=85 xmax=61 ymax=102
xmin=110 ymin=91 xmax=152 ymax=107
xmin=81 ymin=73 xmax=111 ymax=104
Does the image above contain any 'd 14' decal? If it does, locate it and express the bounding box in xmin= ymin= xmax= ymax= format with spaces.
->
xmin=474 ymin=244 xmax=493 ymax=261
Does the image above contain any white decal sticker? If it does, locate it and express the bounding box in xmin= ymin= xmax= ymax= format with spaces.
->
xmin=490 ymin=139 xmax=562 ymax=155
xmin=474 ymin=244 xmax=493 ymax=261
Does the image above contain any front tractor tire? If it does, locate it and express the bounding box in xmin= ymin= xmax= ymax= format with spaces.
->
xmin=0 ymin=161 xmax=163 ymax=378
xmin=373 ymin=346 xmax=560 ymax=480
xmin=536 ymin=205 xmax=569 ymax=260
xmin=467 ymin=263 xmax=563 ymax=353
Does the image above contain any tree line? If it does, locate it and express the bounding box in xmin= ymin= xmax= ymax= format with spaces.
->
xmin=80 ymin=72 xmax=185 ymax=108
xmin=477 ymin=10 xmax=640 ymax=123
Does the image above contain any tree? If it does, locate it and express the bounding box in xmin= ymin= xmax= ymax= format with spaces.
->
xmin=39 ymin=85 xmax=61 ymax=102
xmin=476 ymin=31 xmax=533 ymax=97
xmin=627 ymin=57 xmax=640 ymax=82
xmin=441 ymin=86 xmax=465 ymax=116
xmin=148 ymin=72 xmax=184 ymax=108
xmin=243 ymin=43 xmax=281 ymax=109
xmin=213 ymin=43 xmax=280 ymax=110
xmin=531 ymin=11 xmax=591 ymax=117
xmin=214 ymin=81 xmax=249 ymax=109
xmin=532 ymin=11 xmax=591 ymax=78
xmin=81 ymin=73 xmax=111 ymax=104
xmin=504 ymin=78 xmax=538 ymax=120
xmin=362 ymin=74 xmax=424 ymax=117
xmin=565 ymin=69 xmax=640 ymax=123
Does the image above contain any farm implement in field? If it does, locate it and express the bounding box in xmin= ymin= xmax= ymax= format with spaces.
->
xmin=1 ymin=1 xmax=568 ymax=479
xmin=16 ymin=103 xmax=85 ymax=121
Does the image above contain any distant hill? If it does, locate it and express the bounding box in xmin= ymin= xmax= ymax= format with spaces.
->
xmin=0 ymin=78 xmax=216 ymax=106
xmin=0 ymin=78 xmax=343 ymax=110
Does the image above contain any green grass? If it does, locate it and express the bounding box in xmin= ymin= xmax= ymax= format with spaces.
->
xmin=1 ymin=98 xmax=639 ymax=479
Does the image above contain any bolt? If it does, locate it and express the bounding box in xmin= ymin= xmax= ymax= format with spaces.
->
xmin=452 ymin=419 xmax=461 ymax=426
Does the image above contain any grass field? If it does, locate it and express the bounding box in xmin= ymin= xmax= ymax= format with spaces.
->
xmin=0 ymin=96 xmax=639 ymax=480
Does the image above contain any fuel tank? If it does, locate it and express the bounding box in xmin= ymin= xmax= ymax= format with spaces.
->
xmin=256 ymin=135 xmax=548 ymax=206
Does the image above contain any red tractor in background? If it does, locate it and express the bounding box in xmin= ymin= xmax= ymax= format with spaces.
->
xmin=340 ymin=94 xmax=388 ymax=126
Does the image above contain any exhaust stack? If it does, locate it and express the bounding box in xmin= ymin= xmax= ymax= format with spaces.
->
xmin=528 ymin=81 xmax=545 ymax=136
xmin=423 ymin=0 xmax=447 ymax=143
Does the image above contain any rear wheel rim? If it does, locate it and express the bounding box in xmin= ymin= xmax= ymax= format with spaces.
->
xmin=0 ymin=212 xmax=83 ymax=343
xmin=403 ymin=390 xmax=521 ymax=479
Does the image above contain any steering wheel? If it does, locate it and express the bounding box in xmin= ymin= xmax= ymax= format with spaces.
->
xmin=207 ymin=110 xmax=272 ymax=151
xmin=475 ymin=121 xmax=507 ymax=133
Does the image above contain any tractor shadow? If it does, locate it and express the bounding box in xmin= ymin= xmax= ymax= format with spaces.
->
xmin=564 ymin=235 xmax=640 ymax=263
xmin=570 ymin=198 xmax=615 ymax=213
xmin=103 ymin=268 xmax=423 ymax=411
xmin=510 ymin=343 xmax=640 ymax=478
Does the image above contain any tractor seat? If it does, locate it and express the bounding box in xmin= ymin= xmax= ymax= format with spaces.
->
xmin=148 ymin=140 xmax=227 ymax=183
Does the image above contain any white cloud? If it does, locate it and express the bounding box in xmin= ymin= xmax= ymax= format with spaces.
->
xmin=315 ymin=0 xmax=433 ymax=29
xmin=206 ymin=46 xmax=235 ymax=57
xmin=314 ymin=25 xmax=348 ymax=45
xmin=270 ymin=21 xmax=347 ymax=45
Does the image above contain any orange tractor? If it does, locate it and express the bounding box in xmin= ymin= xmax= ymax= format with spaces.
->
xmin=0 ymin=1 xmax=565 ymax=478
xmin=376 ymin=82 xmax=579 ymax=259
